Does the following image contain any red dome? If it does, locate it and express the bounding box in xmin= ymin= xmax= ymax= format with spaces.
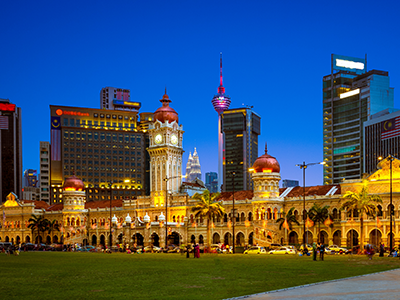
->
xmin=252 ymin=144 xmax=280 ymax=173
xmin=63 ymin=175 xmax=85 ymax=191
xmin=153 ymin=92 xmax=179 ymax=124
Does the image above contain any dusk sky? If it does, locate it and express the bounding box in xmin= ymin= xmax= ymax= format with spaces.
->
xmin=1 ymin=0 xmax=400 ymax=187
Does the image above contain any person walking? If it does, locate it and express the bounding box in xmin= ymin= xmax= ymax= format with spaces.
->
xmin=319 ymin=243 xmax=325 ymax=261
xmin=312 ymin=242 xmax=317 ymax=261
xmin=379 ymin=243 xmax=384 ymax=257
xmin=195 ymin=243 xmax=200 ymax=258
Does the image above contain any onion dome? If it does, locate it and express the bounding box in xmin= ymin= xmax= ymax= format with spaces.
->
xmin=143 ymin=212 xmax=150 ymax=223
xmin=125 ymin=213 xmax=132 ymax=224
xmin=63 ymin=175 xmax=85 ymax=191
xmin=112 ymin=214 xmax=118 ymax=224
xmin=251 ymin=143 xmax=280 ymax=173
xmin=153 ymin=90 xmax=179 ymax=123
xmin=159 ymin=212 xmax=165 ymax=222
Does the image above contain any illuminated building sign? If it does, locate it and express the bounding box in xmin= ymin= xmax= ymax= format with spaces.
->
xmin=332 ymin=54 xmax=365 ymax=75
xmin=54 ymin=109 xmax=90 ymax=117
xmin=0 ymin=103 xmax=16 ymax=112
xmin=113 ymin=100 xmax=141 ymax=108
xmin=340 ymin=89 xmax=360 ymax=99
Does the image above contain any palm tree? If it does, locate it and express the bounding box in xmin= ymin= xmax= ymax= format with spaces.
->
xmin=47 ymin=219 xmax=60 ymax=244
xmin=308 ymin=203 xmax=330 ymax=244
xmin=191 ymin=190 xmax=224 ymax=248
xmin=276 ymin=207 xmax=300 ymax=244
xmin=340 ymin=184 xmax=382 ymax=251
xmin=28 ymin=215 xmax=46 ymax=244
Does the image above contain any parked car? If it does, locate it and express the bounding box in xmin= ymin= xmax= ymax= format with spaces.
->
xmin=326 ymin=245 xmax=347 ymax=254
xmin=143 ymin=245 xmax=162 ymax=253
xmin=269 ymin=247 xmax=296 ymax=255
xmin=270 ymin=243 xmax=282 ymax=250
xmin=50 ymin=243 xmax=63 ymax=251
xmin=0 ymin=242 xmax=12 ymax=250
xmin=34 ymin=243 xmax=46 ymax=251
xmin=299 ymin=244 xmax=313 ymax=253
xmin=244 ymin=246 xmax=268 ymax=255
xmin=78 ymin=245 xmax=96 ymax=252
xmin=163 ymin=244 xmax=180 ymax=253
xmin=22 ymin=243 xmax=36 ymax=251
xmin=283 ymin=245 xmax=298 ymax=254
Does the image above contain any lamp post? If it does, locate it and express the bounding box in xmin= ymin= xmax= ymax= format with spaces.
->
xmin=163 ymin=175 xmax=183 ymax=249
xmin=108 ymin=181 xmax=113 ymax=249
xmin=296 ymin=161 xmax=325 ymax=248
xmin=230 ymin=171 xmax=236 ymax=254
xmin=379 ymin=155 xmax=397 ymax=255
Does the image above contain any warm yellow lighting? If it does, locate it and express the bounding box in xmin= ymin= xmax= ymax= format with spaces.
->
xmin=262 ymin=168 xmax=272 ymax=173
xmin=340 ymin=89 xmax=360 ymax=99
xmin=248 ymin=168 xmax=254 ymax=172
xmin=378 ymin=156 xmax=383 ymax=161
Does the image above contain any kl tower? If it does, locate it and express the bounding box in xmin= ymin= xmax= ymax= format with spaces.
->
xmin=211 ymin=53 xmax=231 ymax=192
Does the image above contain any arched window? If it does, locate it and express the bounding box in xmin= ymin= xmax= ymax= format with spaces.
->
xmin=223 ymin=213 xmax=228 ymax=223
xmin=273 ymin=208 xmax=278 ymax=220
xmin=294 ymin=210 xmax=299 ymax=221
xmin=248 ymin=212 xmax=253 ymax=221
xmin=241 ymin=212 xmax=245 ymax=222
xmin=267 ymin=208 xmax=272 ymax=220
xmin=333 ymin=208 xmax=338 ymax=220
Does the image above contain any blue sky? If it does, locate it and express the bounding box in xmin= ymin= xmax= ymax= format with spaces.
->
xmin=1 ymin=0 xmax=399 ymax=187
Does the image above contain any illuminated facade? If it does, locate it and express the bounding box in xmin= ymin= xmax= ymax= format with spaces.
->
xmin=3 ymin=144 xmax=400 ymax=251
xmin=39 ymin=141 xmax=50 ymax=202
xmin=0 ymin=98 xmax=22 ymax=203
xmin=205 ymin=172 xmax=218 ymax=193
xmin=49 ymin=105 xmax=151 ymax=204
xmin=323 ymin=54 xmax=394 ymax=184
xmin=185 ymin=148 xmax=201 ymax=183
xmin=23 ymin=169 xmax=37 ymax=188
xmin=211 ymin=53 xmax=231 ymax=192
xmin=222 ymin=107 xmax=260 ymax=192
xmin=100 ymin=87 xmax=141 ymax=112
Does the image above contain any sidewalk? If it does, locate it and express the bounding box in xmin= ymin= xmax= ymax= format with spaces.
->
xmin=230 ymin=268 xmax=400 ymax=300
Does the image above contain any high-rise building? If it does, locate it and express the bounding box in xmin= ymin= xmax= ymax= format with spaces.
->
xmin=49 ymin=104 xmax=150 ymax=204
xmin=39 ymin=141 xmax=50 ymax=202
xmin=212 ymin=53 xmax=231 ymax=192
xmin=322 ymin=54 xmax=394 ymax=184
xmin=23 ymin=169 xmax=37 ymax=187
xmin=282 ymin=179 xmax=299 ymax=188
xmin=364 ymin=108 xmax=400 ymax=174
xmin=205 ymin=172 xmax=218 ymax=193
xmin=222 ymin=107 xmax=261 ymax=192
xmin=185 ymin=148 xmax=201 ymax=183
xmin=0 ymin=98 xmax=22 ymax=203
xmin=100 ymin=87 xmax=141 ymax=112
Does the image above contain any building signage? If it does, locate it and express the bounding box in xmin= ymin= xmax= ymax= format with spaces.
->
xmin=332 ymin=54 xmax=366 ymax=75
xmin=340 ymin=89 xmax=360 ymax=99
xmin=0 ymin=103 xmax=16 ymax=112
xmin=55 ymin=109 xmax=90 ymax=117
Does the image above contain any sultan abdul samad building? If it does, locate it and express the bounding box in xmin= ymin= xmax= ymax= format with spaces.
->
xmin=1 ymin=92 xmax=400 ymax=249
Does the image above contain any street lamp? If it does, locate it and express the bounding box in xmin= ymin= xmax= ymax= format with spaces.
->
xmin=378 ymin=155 xmax=398 ymax=255
xmin=296 ymin=161 xmax=325 ymax=248
xmin=230 ymin=171 xmax=236 ymax=254
xmin=163 ymin=175 xmax=183 ymax=249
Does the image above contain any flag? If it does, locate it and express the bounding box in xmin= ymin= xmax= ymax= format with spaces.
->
xmin=377 ymin=217 xmax=382 ymax=228
xmin=283 ymin=220 xmax=290 ymax=230
xmin=305 ymin=217 xmax=314 ymax=227
xmin=0 ymin=116 xmax=8 ymax=130
xmin=324 ymin=218 xmax=333 ymax=227
xmin=381 ymin=116 xmax=400 ymax=140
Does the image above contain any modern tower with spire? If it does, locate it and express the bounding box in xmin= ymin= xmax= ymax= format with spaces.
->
xmin=212 ymin=53 xmax=231 ymax=192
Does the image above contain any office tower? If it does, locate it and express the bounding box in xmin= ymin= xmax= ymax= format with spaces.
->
xmin=22 ymin=186 xmax=40 ymax=200
xmin=0 ymin=98 xmax=22 ymax=203
xmin=364 ymin=108 xmax=400 ymax=174
xmin=23 ymin=169 xmax=37 ymax=187
xmin=323 ymin=54 xmax=394 ymax=184
xmin=39 ymin=141 xmax=50 ymax=202
xmin=185 ymin=148 xmax=201 ymax=182
xmin=282 ymin=179 xmax=299 ymax=188
xmin=100 ymin=87 xmax=141 ymax=112
xmin=222 ymin=107 xmax=261 ymax=192
xmin=205 ymin=172 xmax=218 ymax=193
xmin=211 ymin=53 xmax=231 ymax=192
xmin=49 ymin=105 xmax=150 ymax=204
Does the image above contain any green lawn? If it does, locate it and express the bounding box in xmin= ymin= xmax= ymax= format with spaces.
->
xmin=1 ymin=252 xmax=400 ymax=300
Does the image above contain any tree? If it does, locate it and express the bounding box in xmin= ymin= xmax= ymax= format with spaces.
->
xmin=47 ymin=219 xmax=60 ymax=244
xmin=308 ymin=203 xmax=330 ymax=243
xmin=276 ymin=207 xmax=300 ymax=244
xmin=340 ymin=184 xmax=382 ymax=251
xmin=191 ymin=190 xmax=224 ymax=248
xmin=28 ymin=215 xmax=48 ymax=244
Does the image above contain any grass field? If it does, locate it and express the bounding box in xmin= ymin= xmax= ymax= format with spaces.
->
xmin=1 ymin=252 xmax=400 ymax=300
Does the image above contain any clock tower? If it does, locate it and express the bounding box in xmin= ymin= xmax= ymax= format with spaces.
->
xmin=147 ymin=91 xmax=184 ymax=207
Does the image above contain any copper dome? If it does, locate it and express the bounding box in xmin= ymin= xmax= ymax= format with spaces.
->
xmin=252 ymin=144 xmax=280 ymax=173
xmin=63 ymin=175 xmax=85 ymax=191
xmin=153 ymin=92 xmax=179 ymax=124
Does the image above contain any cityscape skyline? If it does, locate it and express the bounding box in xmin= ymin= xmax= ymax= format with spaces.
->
xmin=1 ymin=1 xmax=400 ymax=189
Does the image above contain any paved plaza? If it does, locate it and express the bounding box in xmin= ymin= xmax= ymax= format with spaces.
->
xmin=231 ymin=268 xmax=400 ymax=300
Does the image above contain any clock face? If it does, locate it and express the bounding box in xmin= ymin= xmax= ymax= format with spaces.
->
xmin=171 ymin=134 xmax=178 ymax=145
xmin=155 ymin=134 xmax=162 ymax=144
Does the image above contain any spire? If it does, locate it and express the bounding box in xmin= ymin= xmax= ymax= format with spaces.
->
xmin=265 ymin=142 xmax=268 ymax=154
xmin=218 ymin=52 xmax=225 ymax=95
